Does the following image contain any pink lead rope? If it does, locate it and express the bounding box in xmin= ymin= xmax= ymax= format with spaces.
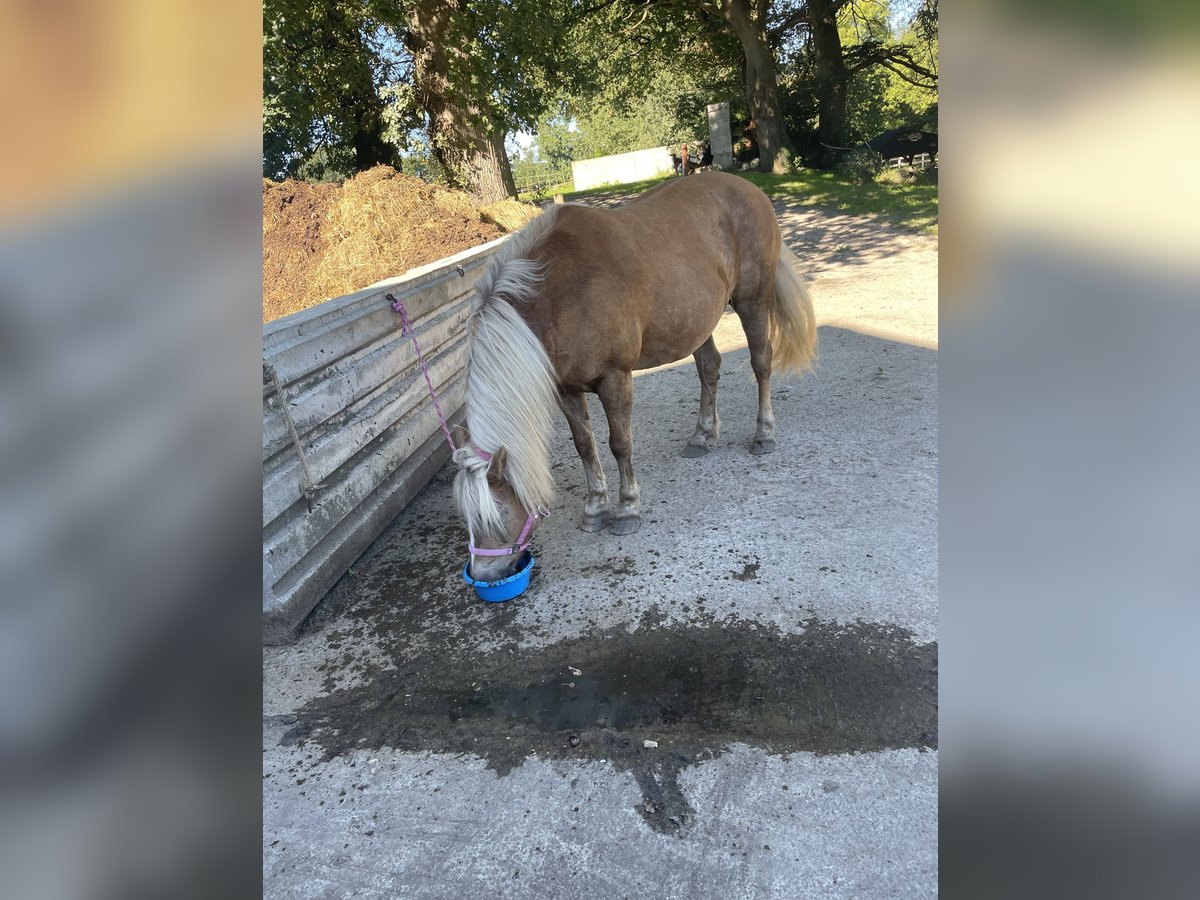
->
xmin=389 ymin=293 xmax=459 ymax=454
xmin=390 ymin=293 xmax=545 ymax=559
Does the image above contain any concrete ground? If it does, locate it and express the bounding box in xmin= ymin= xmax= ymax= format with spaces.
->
xmin=263 ymin=196 xmax=938 ymax=898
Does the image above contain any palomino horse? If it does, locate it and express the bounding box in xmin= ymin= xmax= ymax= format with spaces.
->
xmin=452 ymin=172 xmax=817 ymax=581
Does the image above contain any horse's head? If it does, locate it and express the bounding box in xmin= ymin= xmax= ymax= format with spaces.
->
xmin=452 ymin=434 xmax=543 ymax=583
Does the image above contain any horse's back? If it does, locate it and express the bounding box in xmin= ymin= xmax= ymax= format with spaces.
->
xmin=618 ymin=172 xmax=781 ymax=295
xmin=530 ymin=174 xmax=781 ymax=383
xmin=624 ymin=170 xmax=774 ymax=222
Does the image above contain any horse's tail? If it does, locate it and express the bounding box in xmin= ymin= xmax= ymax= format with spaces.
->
xmin=770 ymin=244 xmax=818 ymax=375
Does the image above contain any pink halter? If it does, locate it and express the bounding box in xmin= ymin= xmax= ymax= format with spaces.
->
xmin=463 ymin=444 xmax=549 ymax=557
xmin=468 ymin=505 xmax=549 ymax=557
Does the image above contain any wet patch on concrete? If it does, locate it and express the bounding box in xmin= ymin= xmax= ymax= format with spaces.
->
xmin=732 ymin=559 xmax=761 ymax=581
xmin=302 ymin=515 xmax=530 ymax=672
xmin=579 ymin=555 xmax=640 ymax=590
xmin=581 ymin=556 xmax=638 ymax=578
xmin=282 ymin=617 xmax=937 ymax=834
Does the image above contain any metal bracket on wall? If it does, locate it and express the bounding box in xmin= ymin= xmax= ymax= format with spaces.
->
xmin=264 ymin=361 xmax=324 ymax=512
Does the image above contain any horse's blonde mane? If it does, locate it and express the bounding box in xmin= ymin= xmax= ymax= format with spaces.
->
xmin=453 ymin=205 xmax=562 ymax=538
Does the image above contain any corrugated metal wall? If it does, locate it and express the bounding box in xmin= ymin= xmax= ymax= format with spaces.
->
xmin=262 ymin=238 xmax=503 ymax=644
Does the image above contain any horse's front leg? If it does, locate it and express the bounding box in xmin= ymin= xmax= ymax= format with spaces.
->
xmin=683 ymin=335 xmax=722 ymax=457
xmin=596 ymin=371 xmax=641 ymax=535
xmin=559 ymin=389 xmax=610 ymax=532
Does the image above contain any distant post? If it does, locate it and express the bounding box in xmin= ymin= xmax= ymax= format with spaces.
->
xmin=707 ymin=102 xmax=733 ymax=170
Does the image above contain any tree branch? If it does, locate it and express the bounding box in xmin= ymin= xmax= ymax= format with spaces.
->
xmin=879 ymin=59 xmax=937 ymax=89
xmin=619 ymin=2 xmax=654 ymax=34
xmin=768 ymin=9 xmax=808 ymax=42
xmin=566 ymin=0 xmax=625 ymax=27
xmin=844 ymin=41 xmax=936 ymax=82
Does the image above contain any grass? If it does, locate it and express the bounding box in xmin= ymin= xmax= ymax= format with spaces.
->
xmin=738 ymin=170 xmax=938 ymax=234
xmin=519 ymin=180 xmax=573 ymax=202
xmin=524 ymin=174 xmax=674 ymax=203
xmin=557 ymin=174 xmax=674 ymax=202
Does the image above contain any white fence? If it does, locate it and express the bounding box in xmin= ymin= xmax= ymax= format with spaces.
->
xmin=886 ymin=152 xmax=937 ymax=171
xmin=571 ymin=146 xmax=675 ymax=191
xmin=262 ymin=238 xmax=504 ymax=643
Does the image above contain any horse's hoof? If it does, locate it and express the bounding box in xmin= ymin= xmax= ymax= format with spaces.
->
xmin=682 ymin=443 xmax=710 ymax=458
xmin=751 ymin=438 xmax=777 ymax=455
xmin=610 ymin=516 xmax=641 ymax=536
xmin=580 ymin=511 xmax=609 ymax=533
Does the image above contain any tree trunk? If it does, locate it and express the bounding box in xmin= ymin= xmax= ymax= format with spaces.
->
xmin=407 ymin=1 xmax=517 ymax=202
xmin=720 ymin=0 xmax=788 ymax=173
xmin=806 ymin=0 xmax=850 ymax=166
xmin=351 ymin=104 xmax=394 ymax=172
xmin=427 ymin=109 xmax=517 ymax=204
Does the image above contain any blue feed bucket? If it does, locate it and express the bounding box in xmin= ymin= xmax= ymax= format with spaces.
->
xmin=463 ymin=552 xmax=535 ymax=602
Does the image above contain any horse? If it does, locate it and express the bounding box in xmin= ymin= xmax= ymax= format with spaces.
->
xmin=451 ymin=172 xmax=817 ymax=582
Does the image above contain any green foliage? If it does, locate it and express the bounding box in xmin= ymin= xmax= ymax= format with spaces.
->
xmin=777 ymin=66 xmax=820 ymax=155
xmin=776 ymin=0 xmax=938 ymax=156
xmin=836 ymin=146 xmax=884 ymax=184
xmin=526 ymin=15 xmax=741 ymax=165
xmin=775 ymin=146 xmax=801 ymax=175
xmin=525 ymin=179 xmax=576 ymax=201
xmin=845 ymin=67 xmax=890 ymax=142
xmin=453 ymin=1 xmax=565 ymax=133
xmin=263 ymin=0 xmax=408 ymax=180
xmin=840 ymin=2 xmax=938 ymax=139
xmin=882 ymin=44 xmax=938 ymax=133
xmin=262 ymin=0 xmax=941 ymax=236
xmin=396 ymin=132 xmax=451 ymax=185
xmin=295 ymin=146 xmax=357 ymax=183
xmin=518 ymin=1 xmax=742 ymax=165
xmin=264 ymin=0 xmax=572 ymax=181
xmin=509 ymin=144 xmax=572 ymax=198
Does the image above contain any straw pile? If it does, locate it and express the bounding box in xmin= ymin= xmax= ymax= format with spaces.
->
xmin=263 ymin=165 xmax=540 ymax=322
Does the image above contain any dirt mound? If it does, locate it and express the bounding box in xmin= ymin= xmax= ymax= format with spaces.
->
xmin=263 ymin=166 xmax=540 ymax=323
xmin=262 ymin=179 xmax=340 ymax=321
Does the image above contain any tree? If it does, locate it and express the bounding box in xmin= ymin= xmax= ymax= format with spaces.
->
xmin=403 ymin=1 xmax=517 ymax=202
xmin=534 ymin=11 xmax=742 ymax=166
xmin=767 ymin=0 xmax=936 ymax=164
xmin=569 ymin=0 xmax=792 ymax=172
xmin=565 ymin=0 xmax=936 ymax=173
xmin=840 ymin=4 xmax=937 ymax=141
xmin=402 ymin=0 xmax=586 ymax=201
xmin=265 ymin=0 xmax=567 ymax=200
xmin=716 ymin=0 xmax=791 ymax=172
xmin=264 ymin=0 xmax=404 ymax=180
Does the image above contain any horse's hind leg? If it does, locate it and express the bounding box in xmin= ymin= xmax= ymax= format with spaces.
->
xmin=559 ymin=389 xmax=610 ymax=532
xmin=732 ymin=298 xmax=778 ymax=455
xmin=683 ymin=336 xmax=721 ymax=457
xmin=596 ymin=371 xmax=641 ymax=535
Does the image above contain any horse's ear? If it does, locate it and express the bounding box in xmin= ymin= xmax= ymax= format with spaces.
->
xmin=486 ymin=446 xmax=508 ymax=485
xmin=452 ymin=423 xmax=469 ymax=449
